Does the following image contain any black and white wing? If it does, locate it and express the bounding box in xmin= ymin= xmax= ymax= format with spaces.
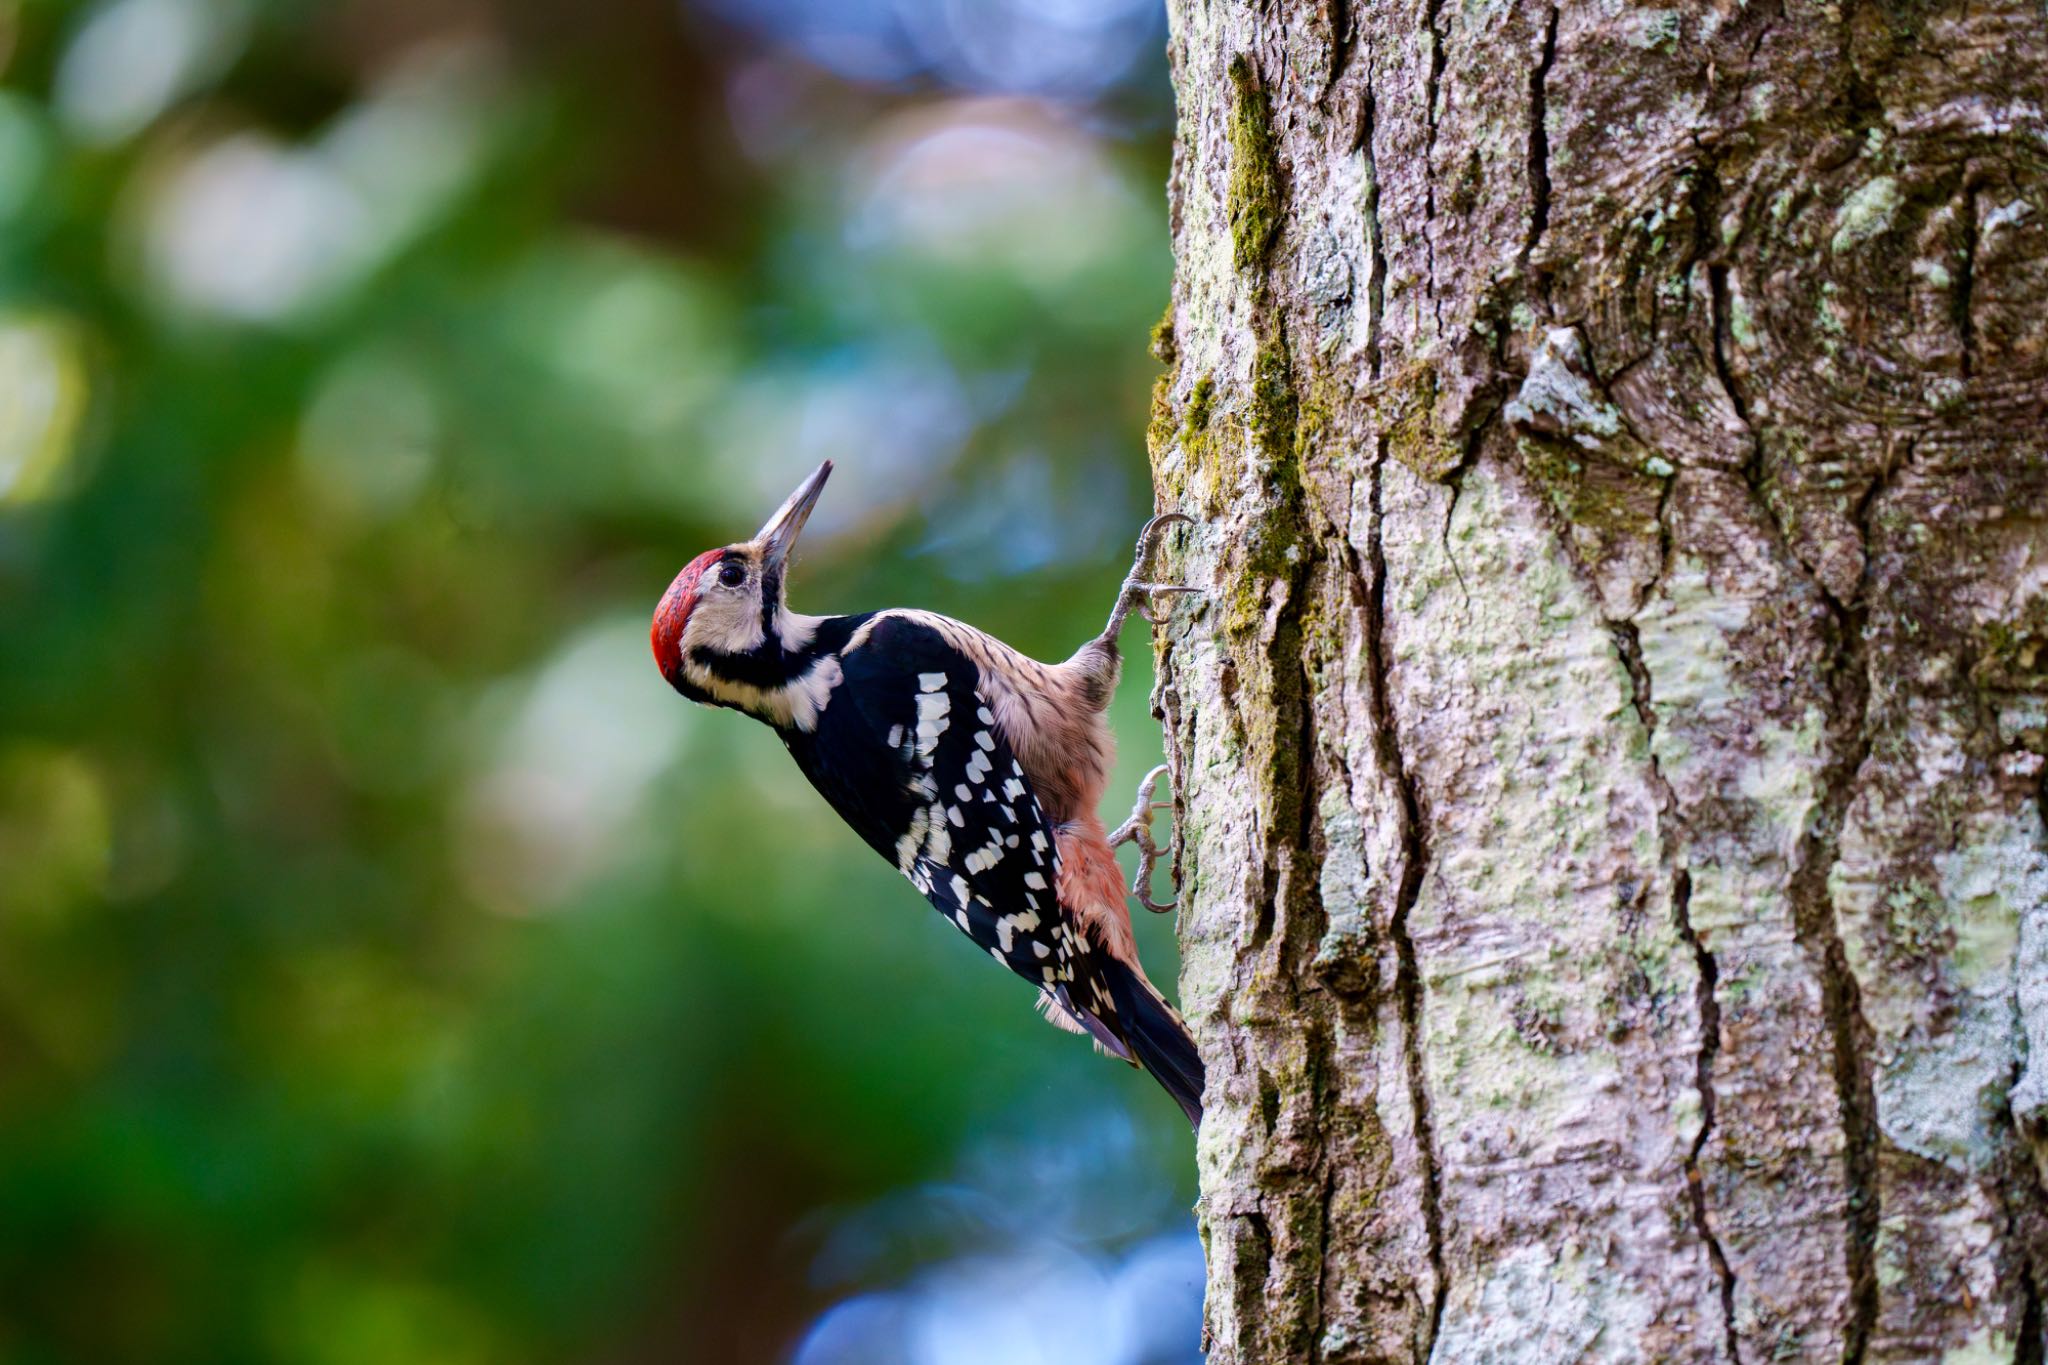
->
xmin=782 ymin=613 xmax=1122 ymax=1042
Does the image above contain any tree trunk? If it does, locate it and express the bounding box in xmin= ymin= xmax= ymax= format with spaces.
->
xmin=1147 ymin=2 xmax=2048 ymax=1360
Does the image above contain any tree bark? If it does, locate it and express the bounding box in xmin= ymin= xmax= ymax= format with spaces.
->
xmin=1147 ymin=1 xmax=2048 ymax=1360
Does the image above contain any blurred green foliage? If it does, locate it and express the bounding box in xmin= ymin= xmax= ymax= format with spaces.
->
xmin=0 ymin=0 xmax=1191 ymax=1360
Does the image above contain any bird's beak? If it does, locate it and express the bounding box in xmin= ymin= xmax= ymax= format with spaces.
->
xmin=754 ymin=459 xmax=832 ymax=570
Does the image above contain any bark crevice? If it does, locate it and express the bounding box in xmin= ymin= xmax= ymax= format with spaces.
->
xmin=2019 ymin=1261 xmax=2043 ymax=1365
xmin=1783 ymin=533 xmax=1882 ymax=1365
xmin=1705 ymin=266 xmax=1751 ymax=442
xmin=1713 ymin=242 xmax=1885 ymax=1360
xmin=1364 ymin=448 xmax=1447 ymax=1358
xmin=1284 ymin=608 xmax=1336 ymax=1365
xmin=1436 ymin=426 xmax=1484 ymax=607
xmin=1420 ymin=0 xmax=1449 ymax=339
xmin=1610 ymin=620 xmax=1742 ymax=1364
xmin=1672 ymin=868 xmax=1741 ymax=1365
xmin=1357 ymin=79 xmax=1387 ymax=379
xmin=1324 ymin=0 xmax=1357 ymax=107
xmin=1956 ymin=179 xmax=1979 ymax=381
xmin=1520 ymin=4 xmax=1559 ymax=286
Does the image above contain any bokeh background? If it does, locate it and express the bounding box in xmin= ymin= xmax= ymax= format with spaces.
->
xmin=0 ymin=1 xmax=1197 ymax=1360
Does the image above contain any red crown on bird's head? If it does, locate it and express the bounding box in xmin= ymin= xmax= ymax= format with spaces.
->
xmin=651 ymin=547 xmax=726 ymax=682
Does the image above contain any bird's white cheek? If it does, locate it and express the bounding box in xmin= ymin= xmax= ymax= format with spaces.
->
xmin=688 ymin=598 xmax=766 ymax=654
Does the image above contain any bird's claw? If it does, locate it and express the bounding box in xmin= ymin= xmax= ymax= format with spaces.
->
xmin=1103 ymin=513 xmax=1199 ymax=640
xmin=1107 ymin=763 xmax=1180 ymax=913
xmin=1139 ymin=511 xmax=1195 ymax=540
xmin=1127 ymin=583 xmax=1200 ymax=624
xmin=1102 ymin=519 xmax=1194 ymax=907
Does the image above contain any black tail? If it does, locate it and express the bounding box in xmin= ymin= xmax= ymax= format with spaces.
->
xmin=1103 ymin=957 xmax=1204 ymax=1128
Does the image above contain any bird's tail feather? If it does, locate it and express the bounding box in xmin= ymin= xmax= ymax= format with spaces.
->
xmin=1102 ymin=957 xmax=1204 ymax=1128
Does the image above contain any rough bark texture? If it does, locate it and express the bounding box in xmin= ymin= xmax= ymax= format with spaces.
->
xmin=1147 ymin=1 xmax=2048 ymax=1360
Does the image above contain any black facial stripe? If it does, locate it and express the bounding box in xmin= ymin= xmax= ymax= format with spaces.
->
xmin=689 ymin=638 xmax=817 ymax=689
xmin=758 ymin=563 xmax=782 ymax=634
xmin=669 ymin=668 xmax=719 ymax=707
xmin=681 ymin=563 xmax=860 ymax=703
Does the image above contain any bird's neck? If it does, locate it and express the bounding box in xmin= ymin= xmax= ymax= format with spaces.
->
xmin=679 ymin=610 xmax=852 ymax=731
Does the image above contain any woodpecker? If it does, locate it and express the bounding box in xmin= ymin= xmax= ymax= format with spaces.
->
xmin=650 ymin=461 xmax=1204 ymax=1126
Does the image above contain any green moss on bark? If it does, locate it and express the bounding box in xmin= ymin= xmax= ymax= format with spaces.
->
xmin=1186 ymin=375 xmax=1217 ymax=439
xmin=1147 ymin=371 xmax=1177 ymax=462
xmin=1519 ymin=438 xmax=1664 ymax=538
xmin=1150 ymin=305 xmax=1178 ymax=365
xmin=1376 ymin=362 xmax=1464 ymax=482
xmin=1971 ymin=597 xmax=2048 ymax=690
xmin=1227 ymin=55 xmax=1283 ymax=274
xmin=1228 ymin=335 xmax=1306 ymax=637
xmin=1249 ymin=334 xmax=1298 ymax=466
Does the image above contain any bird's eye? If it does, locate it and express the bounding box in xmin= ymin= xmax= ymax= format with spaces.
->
xmin=717 ymin=561 xmax=747 ymax=588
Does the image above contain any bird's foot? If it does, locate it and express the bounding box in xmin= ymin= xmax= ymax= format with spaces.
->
xmin=1101 ymin=513 xmax=1197 ymax=640
xmin=1107 ymin=762 xmax=1180 ymax=913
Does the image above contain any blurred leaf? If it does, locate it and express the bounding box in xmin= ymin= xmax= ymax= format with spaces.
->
xmin=0 ymin=2 xmax=1183 ymax=1361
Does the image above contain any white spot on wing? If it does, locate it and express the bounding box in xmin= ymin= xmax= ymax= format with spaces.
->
xmin=896 ymin=809 xmax=928 ymax=872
